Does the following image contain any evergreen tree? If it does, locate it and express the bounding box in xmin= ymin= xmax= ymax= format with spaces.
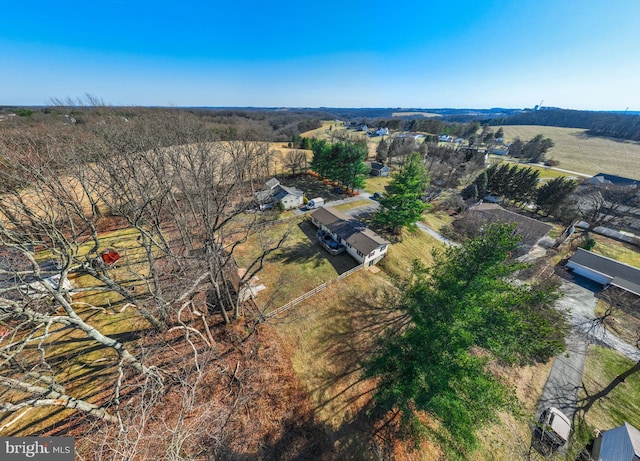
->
xmin=310 ymin=139 xmax=331 ymax=177
xmin=374 ymin=152 xmax=430 ymax=235
xmin=461 ymin=183 xmax=478 ymax=200
xmin=376 ymin=138 xmax=389 ymax=164
xmin=522 ymin=134 xmax=554 ymax=163
xmin=508 ymin=138 xmax=525 ymax=157
xmin=508 ymin=166 xmax=539 ymax=204
xmin=310 ymin=139 xmax=368 ymax=191
xmin=535 ymin=176 xmax=578 ymax=217
xmin=473 ymin=171 xmax=488 ymax=199
xmin=364 ymin=224 xmax=565 ymax=456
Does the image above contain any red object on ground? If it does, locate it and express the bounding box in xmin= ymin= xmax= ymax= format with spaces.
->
xmin=101 ymin=251 xmax=121 ymax=265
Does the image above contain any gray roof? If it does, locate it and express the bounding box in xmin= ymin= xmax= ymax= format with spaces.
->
xmin=588 ymin=173 xmax=639 ymax=187
xmin=265 ymin=177 xmax=280 ymax=189
xmin=467 ymin=203 xmax=553 ymax=247
xmin=255 ymin=189 xmax=272 ymax=203
xmin=256 ymin=184 xmax=303 ymax=203
xmin=272 ymin=185 xmax=303 ymax=201
xmin=568 ymin=248 xmax=640 ymax=295
xmin=370 ymin=162 xmax=388 ymax=171
xmin=311 ymin=206 xmax=390 ymax=255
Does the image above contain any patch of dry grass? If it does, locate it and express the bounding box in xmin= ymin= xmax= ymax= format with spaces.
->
xmin=299 ymin=121 xmax=344 ymax=139
xmin=379 ymin=228 xmax=441 ymax=279
xmin=363 ymin=175 xmax=393 ymax=194
xmin=589 ymin=234 xmax=640 ymax=267
xmin=0 ymin=306 xmax=150 ymax=436
xmin=273 ymin=270 xmax=442 ymax=459
xmin=332 ymin=199 xmax=372 ymax=212
xmin=472 ymin=360 xmax=554 ymax=460
xmin=421 ymin=210 xmax=453 ymax=232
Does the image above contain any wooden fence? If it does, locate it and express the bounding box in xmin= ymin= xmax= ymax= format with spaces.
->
xmin=264 ymin=264 xmax=365 ymax=319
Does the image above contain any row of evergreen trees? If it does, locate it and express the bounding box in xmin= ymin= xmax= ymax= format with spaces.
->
xmin=309 ymin=138 xmax=369 ymax=191
xmin=463 ymin=163 xmax=578 ymax=218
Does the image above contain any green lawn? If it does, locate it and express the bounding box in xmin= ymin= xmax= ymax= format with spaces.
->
xmin=580 ymin=346 xmax=640 ymax=430
xmin=488 ymin=156 xmax=585 ymax=181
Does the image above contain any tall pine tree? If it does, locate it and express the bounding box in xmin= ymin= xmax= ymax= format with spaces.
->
xmin=374 ymin=152 xmax=430 ymax=235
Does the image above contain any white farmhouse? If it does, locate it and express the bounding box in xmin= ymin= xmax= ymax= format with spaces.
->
xmin=255 ymin=178 xmax=304 ymax=210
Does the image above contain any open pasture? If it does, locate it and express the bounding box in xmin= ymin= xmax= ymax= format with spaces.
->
xmin=497 ymin=125 xmax=640 ymax=177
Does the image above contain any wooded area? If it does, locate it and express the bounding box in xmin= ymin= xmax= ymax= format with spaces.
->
xmin=0 ymin=107 xmax=317 ymax=459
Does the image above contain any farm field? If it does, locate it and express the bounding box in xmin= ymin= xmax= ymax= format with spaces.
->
xmin=497 ymin=125 xmax=640 ymax=177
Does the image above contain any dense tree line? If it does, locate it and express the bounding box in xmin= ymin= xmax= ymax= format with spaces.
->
xmin=485 ymin=163 xmax=540 ymax=204
xmin=465 ymin=164 xmax=579 ymax=221
xmin=370 ymin=118 xmax=482 ymax=137
xmin=490 ymin=109 xmax=640 ymax=142
xmin=0 ymin=104 xmax=330 ymax=143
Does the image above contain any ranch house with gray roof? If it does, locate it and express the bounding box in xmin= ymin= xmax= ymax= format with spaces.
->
xmin=310 ymin=206 xmax=390 ymax=266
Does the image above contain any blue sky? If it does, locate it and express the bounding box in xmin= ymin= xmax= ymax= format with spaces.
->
xmin=2 ymin=0 xmax=639 ymax=109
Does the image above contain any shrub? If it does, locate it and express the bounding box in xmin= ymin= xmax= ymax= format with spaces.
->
xmin=15 ymin=108 xmax=33 ymax=117
xmin=581 ymin=237 xmax=596 ymax=251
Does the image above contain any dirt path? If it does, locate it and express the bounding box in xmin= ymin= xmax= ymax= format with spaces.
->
xmin=416 ymin=221 xmax=459 ymax=247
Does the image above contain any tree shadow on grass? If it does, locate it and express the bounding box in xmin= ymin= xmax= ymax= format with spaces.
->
xmin=271 ymin=220 xmax=359 ymax=275
xmin=294 ymin=283 xmax=411 ymax=459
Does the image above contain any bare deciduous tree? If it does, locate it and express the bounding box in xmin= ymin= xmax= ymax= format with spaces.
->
xmin=0 ymin=109 xmax=293 ymax=449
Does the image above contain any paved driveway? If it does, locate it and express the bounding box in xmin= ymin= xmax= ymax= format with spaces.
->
xmin=537 ymin=281 xmax=596 ymax=421
xmin=536 ymin=278 xmax=640 ymax=452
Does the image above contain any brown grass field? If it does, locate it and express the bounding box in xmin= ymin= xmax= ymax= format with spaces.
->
xmin=496 ymin=125 xmax=640 ymax=177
